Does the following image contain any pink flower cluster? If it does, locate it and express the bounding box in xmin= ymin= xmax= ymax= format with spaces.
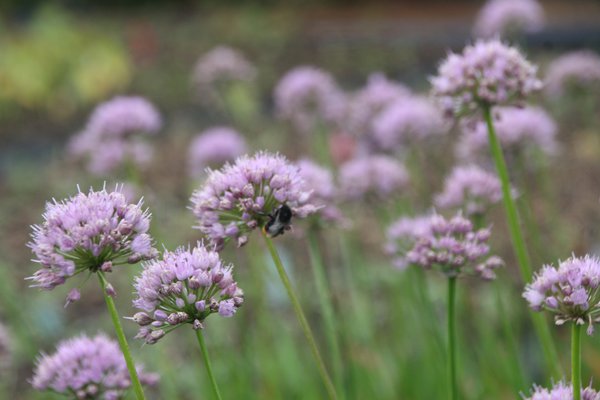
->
xmin=473 ymin=0 xmax=544 ymax=39
xmin=544 ymin=50 xmax=600 ymax=96
xmin=188 ymin=126 xmax=247 ymax=177
xmin=523 ymin=381 xmax=600 ymax=400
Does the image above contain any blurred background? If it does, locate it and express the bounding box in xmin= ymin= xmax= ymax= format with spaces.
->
xmin=1 ymin=0 xmax=600 ymax=399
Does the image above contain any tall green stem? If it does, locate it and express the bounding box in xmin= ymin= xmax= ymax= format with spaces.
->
xmin=262 ymin=231 xmax=338 ymax=400
xmin=97 ymin=273 xmax=146 ymax=400
xmin=572 ymin=323 xmax=582 ymax=400
xmin=195 ymin=329 xmax=223 ymax=400
xmin=447 ymin=277 xmax=458 ymax=400
xmin=307 ymin=230 xmax=345 ymax=400
xmin=482 ymin=105 xmax=562 ymax=378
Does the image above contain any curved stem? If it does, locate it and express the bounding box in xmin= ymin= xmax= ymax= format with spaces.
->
xmin=194 ymin=329 xmax=223 ymax=400
xmin=483 ymin=105 xmax=562 ymax=378
xmin=572 ymin=323 xmax=582 ymax=400
xmin=447 ymin=277 xmax=458 ymax=400
xmin=97 ymin=273 xmax=146 ymax=400
xmin=262 ymin=231 xmax=338 ymax=400
xmin=307 ymin=230 xmax=345 ymax=400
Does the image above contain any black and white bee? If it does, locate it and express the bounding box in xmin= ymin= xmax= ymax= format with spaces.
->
xmin=263 ymin=204 xmax=293 ymax=238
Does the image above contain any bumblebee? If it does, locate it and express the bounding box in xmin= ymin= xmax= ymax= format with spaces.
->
xmin=263 ymin=204 xmax=293 ymax=238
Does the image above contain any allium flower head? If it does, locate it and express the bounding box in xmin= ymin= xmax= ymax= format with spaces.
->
xmin=192 ymin=46 xmax=256 ymax=95
xmin=372 ymin=96 xmax=446 ymax=151
xmin=385 ymin=215 xmax=434 ymax=270
xmin=431 ymin=38 xmax=542 ymax=117
xmin=31 ymin=333 xmax=158 ymax=399
xmin=473 ymin=0 xmax=544 ymax=39
xmin=457 ymin=106 xmax=558 ymax=159
xmin=407 ymin=213 xmax=504 ymax=279
xmin=68 ymin=96 xmax=161 ymax=176
xmin=338 ymin=155 xmax=409 ymax=202
xmin=274 ymin=66 xmax=345 ymax=134
xmin=545 ymin=50 xmax=600 ymax=96
xmin=296 ymin=159 xmax=344 ymax=224
xmin=523 ymin=381 xmax=600 ymax=400
xmin=523 ymin=255 xmax=600 ymax=335
xmin=131 ymin=242 xmax=243 ymax=344
xmin=435 ymin=165 xmax=504 ymax=216
xmin=345 ymin=73 xmax=411 ymax=137
xmin=28 ymin=186 xmax=157 ymax=297
xmin=188 ymin=127 xmax=248 ymax=177
xmin=190 ymin=151 xmax=320 ymax=249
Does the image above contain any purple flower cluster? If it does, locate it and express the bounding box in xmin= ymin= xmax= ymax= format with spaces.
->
xmin=372 ymin=96 xmax=446 ymax=151
xmin=431 ymin=38 xmax=542 ymax=117
xmin=296 ymin=159 xmax=344 ymax=224
xmin=544 ymin=50 xmax=600 ymax=96
xmin=473 ymin=0 xmax=544 ymax=39
xmin=68 ymin=96 xmax=161 ymax=175
xmin=345 ymin=73 xmax=411 ymax=137
xmin=338 ymin=155 xmax=409 ymax=202
xmin=385 ymin=215 xmax=434 ymax=270
xmin=28 ymin=186 xmax=157 ymax=294
xmin=406 ymin=213 xmax=504 ymax=279
xmin=523 ymin=255 xmax=600 ymax=335
xmin=190 ymin=151 xmax=319 ymax=249
xmin=188 ymin=126 xmax=248 ymax=177
xmin=31 ymin=333 xmax=158 ymax=399
xmin=434 ymin=165 xmax=504 ymax=216
xmin=523 ymin=381 xmax=600 ymax=400
xmin=274 ymin=66 xmax=345 ymax=134
xmin=132 ymin=242 xmax=243 ymax=344
xmin=457 ymin=106 xmax=558 ymax=159
xmin=192 ymin=46 xmax=256 ymax=95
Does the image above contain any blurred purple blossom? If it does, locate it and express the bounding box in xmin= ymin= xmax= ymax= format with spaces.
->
xmin=190 ymin=151 xmax=320 ymax=249
xmin=431 ymin=38 xmax=542 ymax=117
xmin=31 ymin=333 xmax=158 ymax=399
xmin=28 ymin=186 xmax=157 ymax=296
xmin=523 ymin=255 xmax=600 ymax=335
xmin=274 ymin=66 xmax=345 ymax=134
xmin=132 ymin=242 xmax=243 ymax=344
xmin=192 ymin=46 xmax=256 ymax=96
xmin=457 ymin=106 xmax=558 ymax=159
xmin=338 ymin=155 xmax=409 ymax=202
xmin=188 ymin=126 xmax=248 ymax=177
xmin=385 ymin=214 xmax=434 ymax=270
xmin=407 ymin=213 xmax=504 ymax=279
xmin=523 ymin=381 xmax=600 ymax=400
xmin=544 ymin=50 xmax=600 ymax=96
xmin=473 ymin=0 xmax=544 ymax=39
xmin=296 ymin=159 xmax=345 ymax=225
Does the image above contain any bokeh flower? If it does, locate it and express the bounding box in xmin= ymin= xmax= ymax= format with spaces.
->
xmin=274 ymin=66 xmax=345 ymax=134
xmin=28 ymin=186 xmax=157 ymax=297
xmin=522 ymin=381 xmax=600 ymax=400
xmin=190 ymin=151 xmax=320 ymax=249
xmin=523 ymin=255 xmax=600 ymax=335
xmin=431 ymin=38 xmax=542 ymax=117
xmin=68 ymin=96 xmax=161 ymax=175
xmin=434 ymin=165 xmax=504 ymax=216
xmin=385 ymin=214 xmax=434 ymax=270
xmin=31 ymin=333 xmax=158 ymax=399
xmin=338 ymin=155 xmax=409 ymax=201
xmin=345 ymin=73 xmax=411 ymax=138
xmin=372 ymin=96 xmax=446 ymax=151
xmin=407 ymin=213 xmax=504 ymax=279
xmin=457 ymin=106 xmax=558 ymax=159
xmin=296 ymin=159 xmax=345 ymax=224
xmin=544 ymin=50 xmax=600 ymax=96
xmin=192 ymin=46 xmax=256 ymax=96
xmin=131 ymin=242 xmax=243 ymax=344
xmin=473 ymin=0 xmax=544 ymax=39
xmin=188 ymin=126 xmax=248 ymax=177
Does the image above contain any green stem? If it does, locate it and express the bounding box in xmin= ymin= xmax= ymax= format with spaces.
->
xmin=572 ymin=323 xmax=582 ymax=400
xmin=447 ymin=277 xmax=458 ymax=400
xmin=307 ymin=230 xmax=345 ymax=400
xmin=195 ymin=329 xmax=223 ymax=400
xmin=97 ymin=273 xmax=146 ymax=400
xmin=262 ymin=231 xmax=338 ymax=400
xmin=483 ymin=105 xmax=562 ymax=378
